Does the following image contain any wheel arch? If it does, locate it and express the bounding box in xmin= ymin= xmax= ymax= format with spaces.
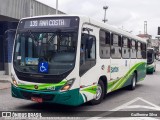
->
xmin=134 ymin=70 xmax=138 ymax=82
xmin=99 ymin=75 xmax=108 ymax=95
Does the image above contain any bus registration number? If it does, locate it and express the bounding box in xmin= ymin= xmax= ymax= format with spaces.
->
xmin=31 ymin=97 xmax=43 ymax=103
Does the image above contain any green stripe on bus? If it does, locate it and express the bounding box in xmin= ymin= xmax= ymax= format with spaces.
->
xmin=81 ymin=85 xmax=97 ymax=94
xmin=18 ymin=80 xmax=67 ymax=91
xmin=108 ymin=62 xmax=146 ymax=92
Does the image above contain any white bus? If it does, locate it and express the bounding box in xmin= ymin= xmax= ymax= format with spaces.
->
xmin=147 ymin=48 xmax=156 ymax=74
xmin=11 ymin=15 xmax=147 ymax=106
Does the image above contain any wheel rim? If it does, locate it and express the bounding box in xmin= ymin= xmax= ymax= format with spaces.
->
xmin=133 ymin=77 xmax=136 ymax=88
xmin=95 ymin=84 xmax=102 ymax=100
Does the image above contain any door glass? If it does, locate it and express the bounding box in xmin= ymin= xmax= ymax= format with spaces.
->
xmin=80 ymin=33 xmax=96 ymax=76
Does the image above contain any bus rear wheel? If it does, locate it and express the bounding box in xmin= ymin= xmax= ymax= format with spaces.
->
xmin=90 ymin=80 xmax=105 ymax=105
xmin=128 ymin=73 xmax=137 ymax=90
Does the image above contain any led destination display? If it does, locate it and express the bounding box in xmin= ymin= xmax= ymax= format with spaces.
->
xmin=24 ymin=19 xmax=71 ymax=29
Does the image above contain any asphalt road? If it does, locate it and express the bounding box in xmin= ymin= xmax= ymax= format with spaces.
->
xmin=0 ymin=61 xmax=160 ymax=118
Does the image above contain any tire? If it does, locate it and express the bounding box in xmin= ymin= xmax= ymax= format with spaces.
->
xmin=90 ymin=80 xmax=105 ymax=105
xmin=128 ymin=73 xmax=137 ymax=90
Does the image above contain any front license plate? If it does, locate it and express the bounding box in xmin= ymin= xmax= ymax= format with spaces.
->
xmin=31 ymin=97 xmax=43 ymax=103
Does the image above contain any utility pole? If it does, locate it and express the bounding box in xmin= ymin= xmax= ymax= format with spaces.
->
xmin=144 ymin=21 xmax=147 ymax=34
xmin=102 ymin=6 xmax=108 ymax=23
xmin=56 ymin=0 xmax=58 ymax=14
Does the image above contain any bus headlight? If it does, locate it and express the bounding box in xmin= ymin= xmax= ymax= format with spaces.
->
xmin=60 ymin=78 xmax=75 ymax=92
xmin=11 ymin=74 xmax=18 ymax=87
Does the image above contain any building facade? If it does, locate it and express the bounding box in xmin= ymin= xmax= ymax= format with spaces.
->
xmin=0 ymin=0 xmax=64 ymax=75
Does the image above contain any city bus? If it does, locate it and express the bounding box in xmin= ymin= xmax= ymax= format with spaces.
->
xmin=11 ymin=15 xmax=147 ymax=106
xmin=147 ymin=48 xmax=156 ymax=74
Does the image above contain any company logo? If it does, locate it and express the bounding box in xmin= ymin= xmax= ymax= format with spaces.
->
xmin=34 ymin=85 xmax=38 ymax=90
xmin=111 ymin=67 xmax=119 ymax=73
xmin=2 ymin=112 xmax=42 ymax=119
xmin=2 ymin=112 xmax=11 ymax=118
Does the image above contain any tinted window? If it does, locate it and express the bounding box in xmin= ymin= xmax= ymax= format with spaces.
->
xmin=111 ymin=34 xmax=121 ymax=59
xmin=142 ymin=43 xmax=147 ymax=59
xmin=137 ymin=41 xmax=142 ymax=59
xmin=99 ymin=30 xmax=110 ymax=59
xmin=131 ymin=40 xmax=137 ymax=59
xmin=122 ymin=37 xmax=130 ymax=59
xmin=80 ymin=33 xmax=96 ymax=76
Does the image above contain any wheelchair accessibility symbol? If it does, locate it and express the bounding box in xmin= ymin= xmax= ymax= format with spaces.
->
xmin=39 ymin=62 xmax=48 ymax=73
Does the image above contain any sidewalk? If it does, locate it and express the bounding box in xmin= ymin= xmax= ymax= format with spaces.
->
xmin=0 ymin=75 xmax=11 ymax=90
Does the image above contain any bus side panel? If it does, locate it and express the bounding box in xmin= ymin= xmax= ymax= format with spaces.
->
xmin=107 ymin=61 xmax=146 ymax=92
xmin=136 ymin=60 xmax=146 ymax=82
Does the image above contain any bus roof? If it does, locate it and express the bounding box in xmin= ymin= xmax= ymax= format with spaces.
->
xmin=20 ymin=14 xmax=147 ymax=43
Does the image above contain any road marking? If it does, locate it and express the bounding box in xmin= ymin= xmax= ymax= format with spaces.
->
xmin=87 ymin=97 xmax=160 ymax=120
xmin=123 ymin=105 xmax=160 ymax=111
xmin=88 ymin=117 xmax=159 ymax=120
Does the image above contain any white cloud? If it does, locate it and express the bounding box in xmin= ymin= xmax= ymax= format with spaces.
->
xmin=37 ymin=0 xmax=160 ymax=38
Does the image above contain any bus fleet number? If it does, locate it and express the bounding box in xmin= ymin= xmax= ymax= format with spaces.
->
xmin=30 ymin=21 xmax=38 ymax=27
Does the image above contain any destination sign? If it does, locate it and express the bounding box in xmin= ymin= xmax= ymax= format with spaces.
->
xmin=23 ymin=19 xmax=71 ymax=29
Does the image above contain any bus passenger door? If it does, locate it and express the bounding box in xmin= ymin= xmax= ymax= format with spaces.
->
xmin=79 ymin=24 xmax=99 ymax=102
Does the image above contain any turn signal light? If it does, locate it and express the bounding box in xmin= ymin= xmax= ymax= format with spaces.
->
xmin=60 ymin=78 xmax=75 ymax=92
xmin=13 ymin=80 xmax=18 ymax=87
xmin=11 ymin=74 xmax=18 ymax=87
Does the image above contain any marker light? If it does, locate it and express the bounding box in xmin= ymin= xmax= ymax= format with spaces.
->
xmin=11 ymin=74 xmax=18 ymax=87
xmin=60 ymin=78 xmax=75 ymax=92
xmin=13 ymin=80 xmax=18 ymax=87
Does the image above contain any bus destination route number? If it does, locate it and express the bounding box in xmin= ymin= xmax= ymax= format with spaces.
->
xmin=24 ymin=19 xmax=71 ymax=29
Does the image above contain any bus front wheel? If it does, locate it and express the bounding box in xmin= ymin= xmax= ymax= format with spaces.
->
xmin=90 ymin=80 xmax=105 ymax=105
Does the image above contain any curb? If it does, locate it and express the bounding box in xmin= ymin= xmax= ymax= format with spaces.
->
xmin=0 ymin=83 xmax=11 ymax=90
xmin=0 ymin=86 xmax=10 ymax=90
xmin=0 ymin=80 xmax=10 ymax=83
xmin=0 ymin=76 xmax=11 ymax=82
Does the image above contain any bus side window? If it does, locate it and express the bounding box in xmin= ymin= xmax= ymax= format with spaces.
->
xmin=131 ymin=40 xmax=137 ymax=59
xmin=142 ymin=43 xmax=146 ymax=59
xmin=111 ymin=33 xmax=122 ymax=59
xmin=137 ymin=41 xmax=142 ymax=59
xmin=99 ymin=30 xmax=110 ymax=59
xmin=122 ymin=37 xmax=130 ymax=59
xmin=80 ymin=33 xmax=96 ymax=76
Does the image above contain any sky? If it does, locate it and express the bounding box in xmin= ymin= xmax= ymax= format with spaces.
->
xmin=37 ymin=0 xmax=160 ymax=38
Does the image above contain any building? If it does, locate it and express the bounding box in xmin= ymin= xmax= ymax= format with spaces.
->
xmin=137 ymin=34 xmax=152 ymax=39
xmin=0 ymin=0 xmax=64 ymax=75
xmin=137 ymin=33 xmax=160 ymax=54
xmin=137 ymin=34 xmax=152 ymax=47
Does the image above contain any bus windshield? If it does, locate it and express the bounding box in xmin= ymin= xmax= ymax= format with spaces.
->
xmin=13 ymin=31 xmax=78 ymax=75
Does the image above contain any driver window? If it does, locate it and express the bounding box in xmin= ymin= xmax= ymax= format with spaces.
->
xmin=80 ymin=33 xmax=96 ymax=76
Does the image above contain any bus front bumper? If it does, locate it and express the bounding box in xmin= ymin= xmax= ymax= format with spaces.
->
xmin=11 ymin=84 xmax=84 ymax=106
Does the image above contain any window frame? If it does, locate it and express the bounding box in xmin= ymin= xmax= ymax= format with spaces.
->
xmin=122 ymin=36 xmax=130 ymax=59
xmin=111 ymin=33 xmax=122 ymax=59
xmin=137 ymin=41 xmax=143 ymax=59
xmin=99 ymin=29 xmax=111 ymax=59
xmin=131 ymin=39 xmax=137 ymax=59
xmin=79 ymin=33 xmax=97 ymax=77
xmin=141 ymin=42 xmax=147 ymax=59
